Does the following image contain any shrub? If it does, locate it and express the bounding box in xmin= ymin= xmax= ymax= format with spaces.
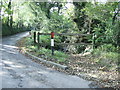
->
xmin=92 ymin=44 xmax=119 ymax=69
xmin=98 ymin=44 xmax=117 ymax=52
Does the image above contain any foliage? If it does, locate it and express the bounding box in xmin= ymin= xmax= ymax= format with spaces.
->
xmin=84 ymin=2 xmax=118 ymax=46
xmin=25 ymin=37 xmax=68 ymax=63
xmin=98 ymin=44 xmax=117 ymax=52
xmin=92 ymin=45 xmax=119 ymax=69
xmin=2 ymin=1 xmax=119 ymax=57
xmin=1 ymin=1 xmax=33 ymax=36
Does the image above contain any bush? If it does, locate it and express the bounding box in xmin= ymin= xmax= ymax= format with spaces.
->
xmin=92 ymin=44 xmax=119 ymax=69
xmin=2 ymin=23 xmax=29 ymax=36
xmin=98 ymin=44 xmax=117 ymax=52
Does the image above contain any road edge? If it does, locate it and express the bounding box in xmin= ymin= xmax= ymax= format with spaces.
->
xmin=21 ymin=48 xmax=68 ymax=70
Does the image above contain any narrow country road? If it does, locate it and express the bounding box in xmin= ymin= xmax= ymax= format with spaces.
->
xmin=1 ymin=32 xmax=92 ymax=88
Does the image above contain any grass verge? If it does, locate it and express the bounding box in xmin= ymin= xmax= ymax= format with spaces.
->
xmin=17 ymin=36 xmax=69 ymax=64
xmin=17 ymin=36 xmax=119 ymax=89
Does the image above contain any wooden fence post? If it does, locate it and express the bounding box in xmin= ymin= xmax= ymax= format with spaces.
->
xmin=92 ymin=33 xmax=95 ymax=49
xmin=37 ymin=32 xmax=40 ymax=43
xmin=37 ymin=32 xmax=40 ymax=49
xmin=34 ymin=32 xmax=36 ymax=44
xmin=51 ymin=32 xmax=54 ymax=55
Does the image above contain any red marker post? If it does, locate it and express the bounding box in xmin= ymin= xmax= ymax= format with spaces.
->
xmin=51 ymin=32 xmax=54 ymax=55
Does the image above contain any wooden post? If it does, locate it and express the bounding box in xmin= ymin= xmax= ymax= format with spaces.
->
xmin=37 ymin=32 xmax=39 ymax=43
xmin=51 ymin=32 xmax=54 ymax=55
xmin=34 ymin=32 xmax=36 ymax=44
xmin=37 ymin=32 xmax=40 ymax=49
xmin=92 ymin=33 xmax=95 ymax=49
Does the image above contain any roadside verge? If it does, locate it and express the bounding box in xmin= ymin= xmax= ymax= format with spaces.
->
xmin=23 ymin=49 xmax=68 ymax=70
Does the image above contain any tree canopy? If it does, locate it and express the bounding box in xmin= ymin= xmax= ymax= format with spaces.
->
xmin=1 ymin=0 xmax=119 ymax=47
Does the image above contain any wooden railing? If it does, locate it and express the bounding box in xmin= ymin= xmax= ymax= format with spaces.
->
xmin=29 ymin=31 xmax=95 ymax=55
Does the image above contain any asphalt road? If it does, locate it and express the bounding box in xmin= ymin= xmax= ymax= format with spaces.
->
xmin=1 ymin=32 xmax=92 ymax=88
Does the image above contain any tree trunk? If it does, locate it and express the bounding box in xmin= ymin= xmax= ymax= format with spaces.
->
xmin=10 ymin=13 xmax=13 ymax=28
xmin=8 ymin=0 xmax=13 ymax=29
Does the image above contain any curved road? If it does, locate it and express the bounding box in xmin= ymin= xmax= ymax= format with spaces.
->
xmin=1 ymin=32 xmax=92 ymax=88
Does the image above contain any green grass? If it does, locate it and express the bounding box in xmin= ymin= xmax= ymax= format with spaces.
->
xmin=92 ymin=45 xmax=119 ymax=70
xmin=24 ymin=37 xmax=68 ymax=63
xmin=37 ymin=48 xmax=68 ymax=63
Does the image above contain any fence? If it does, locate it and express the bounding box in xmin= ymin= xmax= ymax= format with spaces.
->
xmin=30 ymin=31 xmax=95 ymax=55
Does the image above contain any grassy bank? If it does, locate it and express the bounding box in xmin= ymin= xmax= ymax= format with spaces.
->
xmin=17 ymin=36 xmax=69 ymax=64
xmin=17 ymin=36 xmax=119 ymax=88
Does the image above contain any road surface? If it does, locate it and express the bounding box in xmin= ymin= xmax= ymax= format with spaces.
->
xmin=1 ymin=32 xmax=92 ymax=88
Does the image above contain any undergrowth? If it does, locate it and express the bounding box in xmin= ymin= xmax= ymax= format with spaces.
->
xmin=92 ymin=44 xmax=119 ymax=70
xmin=24 ymin=37 xmax=68 ymax=63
